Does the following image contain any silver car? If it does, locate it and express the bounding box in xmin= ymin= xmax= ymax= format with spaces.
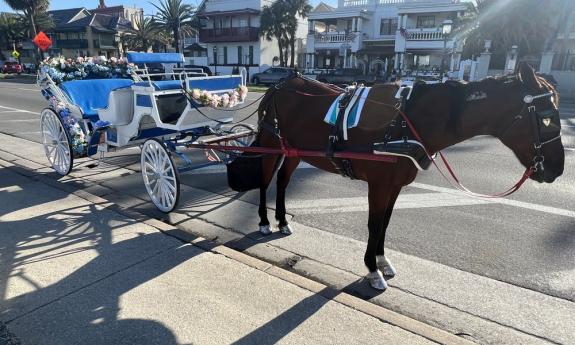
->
xmin=251 ymin=67 xmax=295 ymax=85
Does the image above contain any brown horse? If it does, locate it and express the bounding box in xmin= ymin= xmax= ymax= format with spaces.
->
xmin=252 ymin=63 xmax=564 ymax=290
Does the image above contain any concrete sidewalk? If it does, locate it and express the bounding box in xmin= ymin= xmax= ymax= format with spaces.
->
xmin=0 ymin=161 xmax=471 ymax=345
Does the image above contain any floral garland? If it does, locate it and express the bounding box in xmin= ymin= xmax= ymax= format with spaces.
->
xmin=40 ymin=56 xmax=134 ymax=84
xmin=188 ymin=85 xmax=248 ymax=108
xmin=48 ymin=96 xmax=87 ymax=157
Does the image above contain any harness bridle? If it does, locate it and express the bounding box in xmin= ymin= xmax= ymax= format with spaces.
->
xmin=499 ymin=90 xmax=561 ymax=173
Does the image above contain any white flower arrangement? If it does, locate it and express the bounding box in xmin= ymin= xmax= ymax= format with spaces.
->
xmin=189 ymin=85 xmax=248 ymax=108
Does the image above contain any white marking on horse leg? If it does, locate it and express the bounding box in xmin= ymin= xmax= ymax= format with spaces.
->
xmin=259 ymin=224 xmax=273 ymax=235
xmin=279 ymin=224 xmax=293 ymax=235
xmin=377 ymin=255 xmax=397 ymax=277
xmin=366 ymin=270 xmax=388 ymax=291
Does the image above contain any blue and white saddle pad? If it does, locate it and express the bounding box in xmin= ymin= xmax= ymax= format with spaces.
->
xmin=324 ymin=86 xmax=371 ymax=140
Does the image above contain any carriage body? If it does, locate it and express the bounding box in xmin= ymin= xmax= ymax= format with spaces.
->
xmin=38 ymin=52 xmax=254 ymax=212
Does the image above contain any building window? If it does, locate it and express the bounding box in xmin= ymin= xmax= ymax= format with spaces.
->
xmin=223 ymin=46 xmax=228 ymax=64
xmin=239 ymin=19 xmax=247 ymax=27
xmin=416 ymin=16 xmax=435 ymax=28
xmin=380 ymin=18 xmax=398 ymax=35
xmin=249 ymin=46 xmax=254 ymax=65
xmin=238 ymin=46 xmax=243 ymax=64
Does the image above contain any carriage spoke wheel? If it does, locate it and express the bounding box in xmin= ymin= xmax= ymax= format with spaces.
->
xmin=40 ymin=108 xmax=73 ymax=176
xmin=141 ymin=138 xmax=180 ymax=213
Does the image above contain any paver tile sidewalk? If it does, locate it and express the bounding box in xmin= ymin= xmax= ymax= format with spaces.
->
xmin=0 ymin=165 xmax=437 ymax=345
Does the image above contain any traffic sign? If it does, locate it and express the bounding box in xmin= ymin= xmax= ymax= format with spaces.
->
xmin=33 ymin=32 xmax=52 ymax=51
xmin=11 ymin=50 xmax=20 ymax=58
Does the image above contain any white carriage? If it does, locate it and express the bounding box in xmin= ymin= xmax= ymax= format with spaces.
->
xmin=38 ymin=52 xmax=255 ymax=212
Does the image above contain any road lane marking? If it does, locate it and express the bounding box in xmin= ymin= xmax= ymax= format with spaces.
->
xmin=3 ymin=119 xmax=38 ymax=122
xmin=287 ymin=192 xmax=491 ymax=214
xmin=410 ymin=182 xmax=575 ymax=219
xmin=0 ymin=105 xmax=36 ymax=114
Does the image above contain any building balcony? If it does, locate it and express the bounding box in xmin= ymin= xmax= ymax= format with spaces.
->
xmin=93 ymin=39 xmax=116 ymax=49
xmin=199 ymin=27 xmax=259 ymax=43
xmin=405 ymin=27 xmax=444 ymax=41
xmin=54 ymin=39 xmax=89 ymax=49
xmin=341 ymin=0 xmax=459 ymax=7
xmin=307 ymin=32 xmax=363 ymax=54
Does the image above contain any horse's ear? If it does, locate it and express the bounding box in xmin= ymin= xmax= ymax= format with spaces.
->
xmin=517 ymin=62 xmax=541 ymax=89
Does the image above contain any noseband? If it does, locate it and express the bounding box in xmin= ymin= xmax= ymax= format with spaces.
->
xmin=500 ymin=91 xmax=561 ymax=173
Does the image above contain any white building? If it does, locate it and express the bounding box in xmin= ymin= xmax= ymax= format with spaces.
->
xmin=198 ymin=0 xmax=308 ymax=75
xmin=306 ymin=0 xmax=468 ymax=77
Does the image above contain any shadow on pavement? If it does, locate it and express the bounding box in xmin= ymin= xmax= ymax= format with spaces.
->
xmin=0 ymin=165 xmax=190 ymax=344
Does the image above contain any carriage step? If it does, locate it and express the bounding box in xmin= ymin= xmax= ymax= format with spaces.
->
xmin=373 ymin=140 xmax=433 ymax=171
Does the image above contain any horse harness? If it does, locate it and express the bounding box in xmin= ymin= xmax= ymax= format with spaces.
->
xmin=325 ymin=86 xmax=433 ymax=179
xmin=499 ymin=91 xmax=561 ymax=173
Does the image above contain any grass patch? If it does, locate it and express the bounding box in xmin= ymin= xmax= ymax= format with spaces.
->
xmin=0 ymin=73 xmax=36 ymax=80
xmin=247 ymin=84 xmax=270 ymax=93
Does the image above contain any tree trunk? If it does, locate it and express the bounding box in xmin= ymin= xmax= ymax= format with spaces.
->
xmin=174 ymin=28 xmax=180 ymax=53
xmin=289 ymin=35 xmax=295 ymax=68
xmin=277 ymin=38 xmax=284 ymax=66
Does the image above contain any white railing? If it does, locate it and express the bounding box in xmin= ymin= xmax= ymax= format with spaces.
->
xmin=377 ymin=0 xmax=459 ymax=4
xmin=315 ymin=33 xmax=353 ymax=44
xmin=405 ymin=28 xmax=443 ymax=40
xmin=343 ymin=0 xmax=368 ymax=7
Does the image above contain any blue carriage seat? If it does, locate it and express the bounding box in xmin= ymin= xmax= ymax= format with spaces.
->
xmin=188 ymin=76 xmax=242 ymax=92
xmin=134 ymin=80 xmax=184 ymax=91
xmin=60 ymin=79 xmax=134 ymax=120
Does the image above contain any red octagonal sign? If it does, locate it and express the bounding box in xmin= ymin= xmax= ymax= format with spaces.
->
xmin=33 ymin=32 xmax=52 ymax=51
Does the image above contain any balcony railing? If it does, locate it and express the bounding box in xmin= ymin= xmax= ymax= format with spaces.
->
xmin=199 ymin=27 xmax=259 ymax=43
xmin=344 ymin=0 xmax=458 ymax=7
xmin=314 ymin=33 xmax=355 ymax=44
xmin=405 ymin=28 xmax=444 ymax=40
xmin=54 ymin=39 xmax=89 ymax=49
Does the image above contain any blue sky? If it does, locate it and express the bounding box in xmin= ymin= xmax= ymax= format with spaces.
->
xmin=0 ymin=0 xmax=337 ymax=15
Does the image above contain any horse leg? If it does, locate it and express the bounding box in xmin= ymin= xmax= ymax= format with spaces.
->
xmin=375 ymin=187 xmax=401 ymax=277
xmin=275 ymin=157 xmax=300 ymax=235
xmin=258 ymin=155 xmax=282 ymax=235
xmin=365 ymin=181 xmax=393 ymax=290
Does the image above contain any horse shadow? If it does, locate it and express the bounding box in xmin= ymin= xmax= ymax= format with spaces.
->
xmin=0 ymin=165 xmax=199 ymax=344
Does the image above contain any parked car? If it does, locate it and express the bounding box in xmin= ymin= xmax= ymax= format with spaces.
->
xmin=2 ymin=61 xmax=22 ymax=74
xmin=183 ymin=64 xmax=213 ymax=76
xmin=251 ymin=67 xmax=295 ymax=85
xmin=398 ymin=75 xmax=442 ymax=88
xmin=136 ymin=62 xmax=165 ymax=80
xmin=317 ymin=68 xmax=375 ymax=86
xmin=22 ymin=63 xmax=37 ymax=74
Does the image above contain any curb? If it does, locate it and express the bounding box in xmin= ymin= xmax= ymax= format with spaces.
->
xmin=0 ymin=156 xmax=475 ymax=345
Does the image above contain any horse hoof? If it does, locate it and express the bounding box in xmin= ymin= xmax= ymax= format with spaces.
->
xmin=377 ymin=256 xmax=397 ymax=277
xmin=259 ymin=225 xmax=273 ymax=235
xmin=279 ymin=224 xmax=293 ymax=235
xmin=366 ymin=270 xmax=388 ymax=291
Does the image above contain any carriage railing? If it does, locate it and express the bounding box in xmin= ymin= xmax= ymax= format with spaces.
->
xmin=37 ymin=72 xmax=75 ymax=110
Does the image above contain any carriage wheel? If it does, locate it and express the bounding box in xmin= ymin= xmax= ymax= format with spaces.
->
xmin=141 ymin=138 xmax=180 ymax=213
xmin=40 ymin=108 xmax=73 ymax=176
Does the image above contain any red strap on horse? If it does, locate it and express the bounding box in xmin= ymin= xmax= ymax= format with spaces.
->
xmin=394 ymin=107 xmax=534 ymax=198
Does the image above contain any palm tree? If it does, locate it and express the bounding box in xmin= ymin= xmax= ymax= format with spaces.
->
xmin=260 ymin=2 xmax=289 ymax=66
xmin=0 ymin=13 xmax=24 ymax=58
xmin=151 ymin=0 xmax=194 ymax=53
xmin=462 ymin=0 xmax=566 ymax=61
xmin=283 ymin=0 xmax=312 ymax=67
xmin=3 ymin=0 xmax=49 ymax=39
xmin=126 ymin=16 xmax=160 ymax=52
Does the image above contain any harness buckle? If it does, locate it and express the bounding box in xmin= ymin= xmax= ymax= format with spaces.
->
xmin=401 ymin=121 xmax=407 ymax=128
xmin=528 ymin=105 xmax=536 ymax=113
xmin=532 ymin=155 xmax=545 ymax=172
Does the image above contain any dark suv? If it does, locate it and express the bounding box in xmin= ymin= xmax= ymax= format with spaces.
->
xmin=251 ymin=67 xmax=295 ymax=85
xmin=317 ymin=68 xmax=374 ymax=86
xmin=137 ymin=62 xmax=165 ymax=80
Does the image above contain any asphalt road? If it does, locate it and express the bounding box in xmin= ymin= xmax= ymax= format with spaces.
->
xmin=0 ymin=78 xmax=574 ymax=305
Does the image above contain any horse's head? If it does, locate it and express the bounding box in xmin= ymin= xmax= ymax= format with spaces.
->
xmin=495 ymin=63 xmax=564 ymax=183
